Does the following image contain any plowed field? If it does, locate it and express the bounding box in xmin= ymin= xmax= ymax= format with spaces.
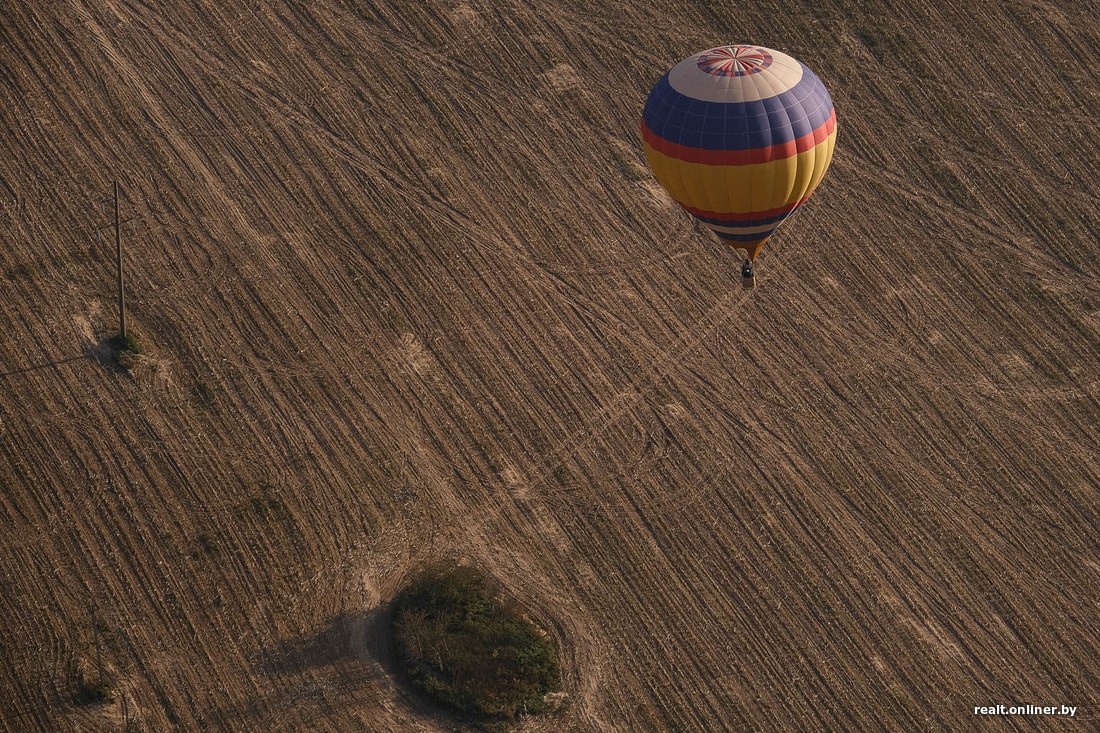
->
xmin=1 ymin=1 xmax=1097 ymax=730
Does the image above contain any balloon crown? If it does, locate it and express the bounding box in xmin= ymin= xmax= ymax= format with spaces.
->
xmin=696 ymin=45 xmax=774 ymax=77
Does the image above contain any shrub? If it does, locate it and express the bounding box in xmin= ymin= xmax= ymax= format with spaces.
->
xmin=73 ymin=658 xmax=115 ymax=705
xmin=195 ymin=532 xmax=219 ymax=557
xmin=110 ymin=333 xmax=141 ymax=369
xmin=76 ymin=677 xmax=114 ymax=705
xmin=392 ymin=564 xmax=561 ymax=721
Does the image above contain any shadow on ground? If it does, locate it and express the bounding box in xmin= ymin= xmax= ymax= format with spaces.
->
xmin=0 ymin=353 xmax=89 ymax=378
xmin=255 ymin=604 xmax=502 ymax=731
xmin=260 ymin=606 xmax=394 ymax=676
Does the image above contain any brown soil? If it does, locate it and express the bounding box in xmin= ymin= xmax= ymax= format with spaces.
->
xmin=1 ymin=1 xmax=1097 ymax=731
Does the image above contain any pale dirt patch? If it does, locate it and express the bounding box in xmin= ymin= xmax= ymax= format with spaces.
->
xmin=540 ymin=62 xmax=583 ymax=93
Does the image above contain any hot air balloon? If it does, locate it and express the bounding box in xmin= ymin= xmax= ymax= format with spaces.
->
xmin=640 ymin=45 xmax=837 ymax=285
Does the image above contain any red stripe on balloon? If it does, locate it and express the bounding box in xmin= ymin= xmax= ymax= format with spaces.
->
xmin=680 ymin=194 xmax=813 ymax=223
xmin=641 ymin=109 xmax=835 ymax=166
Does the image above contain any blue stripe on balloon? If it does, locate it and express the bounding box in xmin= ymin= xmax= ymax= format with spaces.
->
xmin=692 ymin=209 xmax=794 ymax=228
xmin=711 ymin=228 xmax=780 ymax=242
xmin=642 ymin=65 xmax=833 ymax=152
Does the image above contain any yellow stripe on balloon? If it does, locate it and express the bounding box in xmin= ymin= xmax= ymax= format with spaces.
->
xmin=804 ymin=130 xmax=837 ymax=204
xmin=642 ymin=130 xmax=836 ymax=215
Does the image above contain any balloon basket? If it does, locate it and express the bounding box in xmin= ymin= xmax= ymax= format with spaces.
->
xmin=741 ymin=274 xmax=757 ymax=290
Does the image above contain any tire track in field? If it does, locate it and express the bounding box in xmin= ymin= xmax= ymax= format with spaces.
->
xmin=519 ymin=227 xmax=822 ymax=503
xmin=69 ymin=0 xmax=278 ymax=271
xmin=522 ymin=284 xmax=752 ymax=496
xmin=120 ymin=0 xmax=683 ymax=368
xmin=136 ymin=0 xmax=684 ymax=272
xmin=119 ymin=4 xmax=502 ymax=254
xmin=117 ymin=0 xmax=710 ymax=439
xmin=844 ymin=150 xmax=1042 ymax=247
xmin=117 ymin=0 xmax=742 ymax=495
xmin=128 ymin=0 xmax=665 ymax=280
xmin=449 ymin=257 xmax=792 ymax=725
xmin=32 ymin=11 xmax=774 ymax=704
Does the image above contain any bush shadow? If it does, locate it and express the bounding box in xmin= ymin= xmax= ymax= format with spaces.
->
xmin=260 ymin=604 xmax=395 ymax=677
xmin=257 ymin=600 xmax=509 ymax=731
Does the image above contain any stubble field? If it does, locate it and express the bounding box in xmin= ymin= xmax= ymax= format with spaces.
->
xmin=1 ymin=0 xmax=1098 ymax=730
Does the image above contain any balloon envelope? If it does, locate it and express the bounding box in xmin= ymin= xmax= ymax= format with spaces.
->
xmin=641 ymin=45 xmax=837 ymax=260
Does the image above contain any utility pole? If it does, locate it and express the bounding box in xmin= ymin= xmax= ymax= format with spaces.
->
xmin=114 ymin=181 xmax=126 ymax=339
xmin=92 ymin=605 xmax=103 ymax=690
